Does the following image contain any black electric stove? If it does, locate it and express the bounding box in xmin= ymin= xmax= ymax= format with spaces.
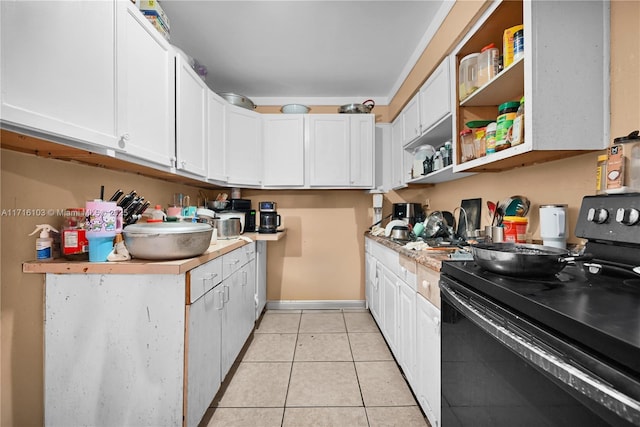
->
xmin=440 ymin=194 xmax=640 ymax=426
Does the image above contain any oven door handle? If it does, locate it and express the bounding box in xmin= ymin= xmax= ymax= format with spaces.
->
xmin=440 ymin=282 xmax=640 ymax=425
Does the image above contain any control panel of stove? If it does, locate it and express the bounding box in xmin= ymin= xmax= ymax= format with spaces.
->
xmin=576 ymin=193 xmax=640 ymax=244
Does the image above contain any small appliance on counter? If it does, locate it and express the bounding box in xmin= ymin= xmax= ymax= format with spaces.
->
xmin=225 ymin=198 xmax=256 ymax=233
xmin=392 ymin=203 xmax=425 ymax=226
xmin=258 ymin=201 xmax=280 ymax=234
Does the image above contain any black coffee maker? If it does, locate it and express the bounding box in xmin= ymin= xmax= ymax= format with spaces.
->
xmin=258 ymin=201 xmax=281 ymax=233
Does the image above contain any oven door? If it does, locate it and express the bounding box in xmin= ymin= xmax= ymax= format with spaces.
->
xmin=440 ymin=276 xmax=639 ymax=427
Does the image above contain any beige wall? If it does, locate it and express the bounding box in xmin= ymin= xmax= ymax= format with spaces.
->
xmin=2 ymin=1 xmax=638 ymax=425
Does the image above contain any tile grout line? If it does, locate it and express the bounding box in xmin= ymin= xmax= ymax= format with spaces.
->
xmin=280 ymin=311 xmax=302 ymax=427
xmin=342 ymin=310 xmax=372 ymax=427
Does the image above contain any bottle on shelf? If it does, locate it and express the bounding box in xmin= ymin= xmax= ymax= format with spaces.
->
xmin=510 ymin=97 xmax=525 ymax=146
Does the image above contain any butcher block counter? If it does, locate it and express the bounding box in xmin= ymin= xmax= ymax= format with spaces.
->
xmin=23 ymin=230 xmax=285 ymax=275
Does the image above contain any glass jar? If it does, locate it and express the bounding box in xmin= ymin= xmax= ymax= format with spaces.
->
xmin=477 ymin=43 xmax=499 ymax=87
xmin=460 ymin=129 xmax=475 ymax=162
xmin=474 ymin=128 xmax=486 ymax=158
xmin=596 ymin=154 xmax=608 ymax=194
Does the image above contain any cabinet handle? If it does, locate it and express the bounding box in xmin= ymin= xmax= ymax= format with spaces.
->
xmin=242 ymin=270 xmax=247 ymax=286
xmin=434 ymin=316 xmax=441 ymax=333
xmin=216 ymin=290 xmax=224 ymax=310
xmin=118 ymin=133 xmax=130 ymax=149
xmin=181 ymin=161 xmax=186 ymax=168
xmin=223 ymin=284 xmax=229 ymax=303
xmin=228 ymin=259 xmax=240 ymax=265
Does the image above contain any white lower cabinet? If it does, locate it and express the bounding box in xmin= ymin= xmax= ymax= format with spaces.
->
xmin=365 ymin=237 xmax=441 ymax=427
xmin=416 ymin=293 xmax=441 ymax=427
xmin=43 ymin=243 xmax=257 ymax=427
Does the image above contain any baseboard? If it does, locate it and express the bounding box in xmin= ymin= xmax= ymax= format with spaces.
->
xmin=266 ymin=300 xmax=366 ymax=310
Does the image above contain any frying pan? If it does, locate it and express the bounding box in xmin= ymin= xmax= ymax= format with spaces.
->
xmin=471 ymin=243 xmax=592 ymax=277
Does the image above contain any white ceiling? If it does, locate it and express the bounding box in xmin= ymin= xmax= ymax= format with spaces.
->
xmin=159 ymin=0 xmax=452 ymax=106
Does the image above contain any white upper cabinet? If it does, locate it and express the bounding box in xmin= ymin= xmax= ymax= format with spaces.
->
xmin=391 ymin=116 xmax=407 ymax=189
xmin=401 ymin=96 xmax=421 ymax=146
xmin=176 ymin=55 xmax=208 ymax=177
xmin=452 ymin=0 xmax=609 ymax=173
xmin=307 ymin=114 xmax=374 ymax=188
xmin=262 ymin=114 xmax=305 ymax=187
xmin=225 ymin=105 xmax=262 ymax=186
xmin=118 ymin=2 xmax=175 ymax=168
xmin=418 ymin=56 xmax=451 ymax=136
xmin=207 ymin=91 xmax=226 ymax=183
xmin=1 ymin=1 xmax=119 ymax=150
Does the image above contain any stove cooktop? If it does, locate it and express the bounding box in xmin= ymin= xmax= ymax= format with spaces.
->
xmin=441 ymin=260 xmax=640 ymax=380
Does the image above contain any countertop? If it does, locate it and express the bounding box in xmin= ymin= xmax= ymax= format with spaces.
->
xmin=23 ymin=230 xmax=286 ymax=275
xmin=366 ymin=233 xmax=453 ymax=272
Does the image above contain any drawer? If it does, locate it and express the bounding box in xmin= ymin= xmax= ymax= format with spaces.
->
xmin=188 ymin=257 xmax=223 ymax=304
xmin=417 ymin=263 xmax=440 ymax=309
xmin=222 ymin=242 xmax=255 ymax=279
xmin=398 ymin=255 xmax=417 ymax=291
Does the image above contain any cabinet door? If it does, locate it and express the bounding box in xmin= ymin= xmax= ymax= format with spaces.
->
xmin=401 ymin=95 xmax=421 ymax=145
xmin=391 ymin=116 xmax=406 ymax=188
xmin=349 ymin=115 xmax=375 ymax=188
xmin=365 ymin=253 xmax=381 ymax=323
xmin=263 ymin=114 xmax=304 ymax=186
xmin=308 ymin=115 xmax=350 ymax=186
xmin=221 ymin=272 xmax=243 ymax=378
xmin=1 ymin=1 xmax=119 ymax=149
xmin=186 ymin=286 xmax=222 ymax=427
xmin=241 ymin=258 xmax=257 ymax=332
xmin=119 ymin=3 xmax=175 ymax=167
xmin=418 ymin=56 xmax=450 ymax=133
xmin=176 ymin=55 xmax=208 ymax=177
xmin=380 ymin=265 xmax=398 ymax=353
xmin=398 ymin=281 xmax=416 ymax=385
xmin=207 ymin=91 xmax=226 ymax=182
xmin=225 ymin=105 xmax=262 ymax=186
xmin=416 ymin=294 xmax=441 ymax=427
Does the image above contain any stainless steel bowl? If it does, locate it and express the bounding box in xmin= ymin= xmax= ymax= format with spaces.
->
xmin=217 ymin=92 xmax=256 ymax=110
xmin=211 ymin=217 xmax=242 ymax=239
xmin=123 ymin=222 xmax=213 ymax=260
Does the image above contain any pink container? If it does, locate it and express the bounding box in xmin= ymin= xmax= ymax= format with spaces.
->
xmin=85 ymin=200 xmax=123 ymax=237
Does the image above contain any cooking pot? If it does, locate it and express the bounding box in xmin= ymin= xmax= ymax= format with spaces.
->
xmin=211 ymin=217 xmax=242 ymax=239
xmin=123 ymin=222 xmax=213 ymax=260
xmin=338 ymin=99 xmax=375 ymax=114
xmin=390 ymin=225 xmax=411 ymax=241
xmin=217 ymin=92 xmax=256 ymax=110
xmin=471 ymin=242 xmax=592 ymax=277
xmin=423 ymin=211 xmax=455 ymax=238
xmin=216 ymin=211 xmax=245 ymax=233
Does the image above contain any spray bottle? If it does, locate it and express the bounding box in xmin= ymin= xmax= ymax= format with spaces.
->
xmin=29 ymin=224 xmax=59 ymax=261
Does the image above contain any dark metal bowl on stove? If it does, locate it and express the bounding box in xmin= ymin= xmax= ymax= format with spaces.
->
xmin=471 ymin=242 xmax=592 ymax=277
xmin=390 ymin=225 xmax=410 ymax=241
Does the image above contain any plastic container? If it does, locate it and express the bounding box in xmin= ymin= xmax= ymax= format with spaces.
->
xmin=510 ymin=97 xmax=525 ymax=146
xmin=503 ymin=24 xmax=524 ymax=68
xmin=474 ymin=127 xmax=486 ymax=158
xmin=513 ymin=29 xmax=524 ymax=62
xmin=503 ymin=216 xmax=528 ymax=243
xmin=87 ymin=235 xmax=115 ymax=262
xmin=458 ymin=53 xmax=479 ymax=101
xmin=460 ymin=129 xmax=475 ymax=162
xmin=29 ymin=224 xmax=59 ymax=261
xmin=147 ymin=204 xmax=166 ymax=223
xmin=496 ymin=101 xmax=520 ymax=151
xmin=485 ymin=122 xmax=497 ymax=154
xmin=477 ymin=43 xmax=499 ymax=87
xmin=596 ymin=154 xmax=608 ymax=194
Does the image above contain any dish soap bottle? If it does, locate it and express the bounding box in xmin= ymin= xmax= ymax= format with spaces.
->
xmin=29 ymin=224 xmax=59 ymax=261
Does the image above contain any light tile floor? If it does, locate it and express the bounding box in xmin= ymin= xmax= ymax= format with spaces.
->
xmin=201 ymin=309 xmax=429 ymax=427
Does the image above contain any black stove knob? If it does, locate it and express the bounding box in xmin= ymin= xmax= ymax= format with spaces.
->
xmin=615 ymin=207 xmax=640 ymax=225
xmin=587 ymin=207 xmax=609 ymax=224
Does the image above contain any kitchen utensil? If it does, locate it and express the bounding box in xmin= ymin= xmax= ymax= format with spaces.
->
xmin=423 ymin=212 xmax=447 ymax=238
xmin=412 ymin=221 xmax=425 ymax=238
xmin=390 ymin=225 xmax=411 ymax=241
xmin=471 ymin=242 xmax=592 ymax=276
xmin=504 ymin=195 xmax=531 ymax=216
xmin=211 ymin=217 xmax=242 ymax=239
xmin=207 ymin=200 xmax=229 ymax=211
xmin=338 ymin=99 xmax=375 ymax=114
xmin=384 ymin=219 xmax=409 ymax=237
xmin=122 ymin=222 xmax=213 ymax=260
xmin=281 ymin=104 xmax=310 ymax=114
xmin=217 ymin=92 xmax=256 ymax=110
xmin=217 ymin=211 xmax=245 ymax=233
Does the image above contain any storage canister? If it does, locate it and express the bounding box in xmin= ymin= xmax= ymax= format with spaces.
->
xmin=458 ymin=53 xmax=479 ymax=101
xmin=503 ymin=24 xmax=524 ymax=68
xmin=502 ymin=216 xmax=528 ymax=243
xmin=513 ymin=28 xmax=524 ymax=62
xmin=485 ymin=122 xmax=497 ymax=154
xmin=474 ymin=128 xmax=486 ymax=158
xmin=476 ymin=43 xmax=499 ymax=87
xmin=460 ymin=129 xmax=475 ymax=162
xmin=495 ymin=101 xmax=520 ymax=151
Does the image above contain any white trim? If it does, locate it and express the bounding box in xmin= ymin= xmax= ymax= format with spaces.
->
xmin=266 ymin=300 xmax=366 ymax=311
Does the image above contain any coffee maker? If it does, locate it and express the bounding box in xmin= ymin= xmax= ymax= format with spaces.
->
xmin=392 ymin=203 xmax=425 ymax=226
xmin=258 ymin=201 xmax=281 ymax=234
